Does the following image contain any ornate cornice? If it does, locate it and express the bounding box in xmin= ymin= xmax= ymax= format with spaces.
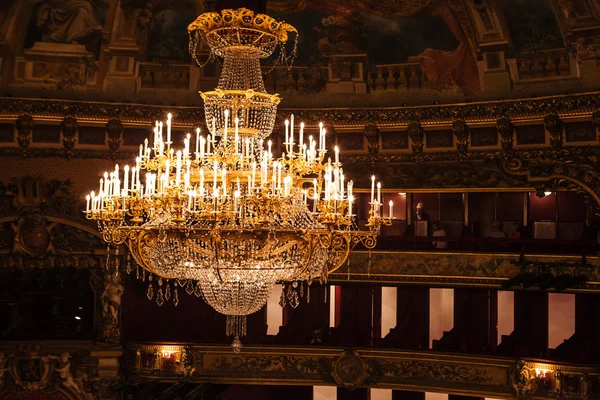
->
xmin=0 ymin=92 xmax=598 ymax=127
xmin=125 ymin=342 xmax=600 ymax=399
xmin=335 ymin=251 xmax=600 ymax=292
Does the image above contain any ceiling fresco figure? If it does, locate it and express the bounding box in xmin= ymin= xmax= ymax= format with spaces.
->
xmin=31 ymin=0 xmax=108 ymax=44
xmin=267 ymin=0 xmax=481 ymax=95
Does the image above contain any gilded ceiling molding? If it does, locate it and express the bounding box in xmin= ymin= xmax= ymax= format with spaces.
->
xmin=0 ymin=92 xmax=598 ymax=127
xmin=336 ymin=251 xmax=600 ymax=292
xmin=125 ymin=342 xmax=600 ymax=399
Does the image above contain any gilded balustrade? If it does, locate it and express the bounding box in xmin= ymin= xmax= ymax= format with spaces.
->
xmin=125 ymin=342 xmax=600 ymax=398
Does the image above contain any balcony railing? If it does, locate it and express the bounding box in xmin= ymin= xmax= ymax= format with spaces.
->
xmin=125 ymin=342 xmax=600 ymax=399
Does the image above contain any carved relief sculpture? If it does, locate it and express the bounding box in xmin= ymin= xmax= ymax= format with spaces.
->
xmin=106 ymin=118 xmax=123 ymax=156
xmin=32 ymin=0 xmax=107 ymax=44
xmin=544 ymin=113 xmax=563 ymax=150
xmin=497 ymin=116 xmax=515 ymax=152
xmin=364 ymin=123 xmax=380 ymax=155
xmin=49 ymin=352 xmax=82 ymax=393
xmin=101 ymin=271 xmax=124 ymax=343
xmin=452 ymin=119 xmax=469 ymax=153
xmin=16 ymin=115 xmax=34 ymax=155
xmin=592 ymin=109 xmax=600 ymax=141
xmin=408 ymin=121 xmax=424 ymax=154
xmin=61 ymin=116 xmax=78 ymax=153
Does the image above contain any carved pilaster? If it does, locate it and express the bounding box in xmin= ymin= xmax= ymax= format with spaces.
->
xmin=544 ymin=113 xmax=563 ymax=150
xmin=452 ymin=119 xmax=469 ymax=154
xmin=497 ymin=116 xmax=515 ymax=152
xmin=61 ymin=116 xmax=78 ymax=156
xmin=107 ymin=119 xmax=123 ymax=159
xmin=592 ymin=109 xmax=600 ymax=141
xmin=364 ymin=122 xmax=380 ymax=156
xmin=15 ymin=115 xmax=34 ymax=156
xmin=408 ymin=121 xmax=424 ymax=154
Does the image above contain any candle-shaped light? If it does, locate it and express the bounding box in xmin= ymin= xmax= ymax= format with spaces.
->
xmin=285 ymin=119 xmax=289 ymax=144
xmin=299 ymin=122 xmax=304 ymax=148
xmin=377 ymin=182 xmax=381 ymax=205
xmin=234 ymin=117 xmax=239 ymax=154
xmin=206 ymin=134 xmax=211 ymax=155
xmin=251 ymin=161 xmax=256 ymax=190
xmin=290 ymin=114 xmax=294 ymax=149
xmin=213 ymin=161 xmax=218 ymax=192
xmin=370 ymin=175 xmax=375 ymax=203
xmin=195 ymin=128 xmax=200 ymax=155
xmin=175 ymin=150 xmax=182 ymax=186
xmin=348 ymin=194 xmax=354 ymax=217
xmin=167 ymin=113 xmax=172 ymax=144
xmin=223 ymin=109 xmax=229 ymax=141
xmin=313 ymin=178 xmax=318 ymax=213
xmin=158 ymin=122 xmax=164 ymax=155
xmin=268 ymin=140 xmax=272 ymax=158
xmin=123 ymin=165 xmax=129 ymax=196
xmin=334 ymin=145 xmax=339 ymax=165
xmin=222 ymin=167 xmax=227 ymax=196
xmin=389 ymin=200 xmax=394 ymax=219
xmin=318 ymin=122 xmax=323 ymax=150
xmin=85 ymin=194 xmax=90 ymax=213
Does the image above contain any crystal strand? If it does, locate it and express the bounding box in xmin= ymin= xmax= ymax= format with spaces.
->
xmin=165 ymin=282 xmax=171 ymax=301
xmin=126 ymin=254 xmax=132 ymax=275
xmin=307 ymin=285 xmax=310 ymax=304
xmin=156 ymin=287 xmax=165 ymax=306
xmin=174 ymin=286 xmax=179 ymax=306
xmin=300 ymin=281 xmax=304 ymax=298
xmin=142 ymin=269 xmax=146 ymax=282
xmin=105 ymin=245 xmax=110 ymax=270
xmin=324 ymin=285 xmax=327 ymax=303
xmin=147 ymin=282 xmax=154 ymax=300
xmin=115 ymin=246 xmax=119 ymax=276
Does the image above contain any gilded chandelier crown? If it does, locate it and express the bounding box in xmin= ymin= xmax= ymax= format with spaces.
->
xmin=187 ymin=8 xmax=298 ymax=58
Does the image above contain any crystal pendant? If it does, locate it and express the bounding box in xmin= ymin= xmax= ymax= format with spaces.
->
xmin=194 ymin=282 xmax=202 ymax=297
xmin=156 ymin=287 xmax=165 ymax=306
xmin=147 ymin=283 xmax=154 ymax=300
xmin=186 ymin=280 xmax=194 ymax=295
xmin=174 ymin=287 xmax=179 ymax=306
xmin=165 ymin=283 xmax=172 ymax=301
xmin=279 ymin=287 xmax=286 ymax=308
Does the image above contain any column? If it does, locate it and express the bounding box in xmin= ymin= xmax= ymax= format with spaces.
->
xmin=314 ymin=386 xmax=336 ymax=400
xmin=371 ymin=389 xmax=392 ymax=400
xmin=497 ymin=291 xmax=514 ymax=345
xmin=548 ymin=293 xmax=575 ymax=349
xmin=429 ymin=288 xmax=454 ymax=348
xmin=381 ymin=287 xmax=397 ymax=338
xmin=330 ymin=285 xmax=341 ymax=328
xmin=425 ymin=393 xmax=448 ymax=400
xmin=266 ymin=284 xmax=283 ymax=335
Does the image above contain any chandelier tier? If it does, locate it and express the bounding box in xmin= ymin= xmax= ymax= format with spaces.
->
xmin=86 ymin=8 xmax=390 ymax=352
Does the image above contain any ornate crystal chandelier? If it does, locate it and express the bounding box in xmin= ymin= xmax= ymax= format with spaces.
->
xmin=85 ymin=8 xmax=391 ymax=351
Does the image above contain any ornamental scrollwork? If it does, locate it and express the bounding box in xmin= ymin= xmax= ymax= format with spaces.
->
xmin=15 ymin=115 xmax=34 ymax=155
xmin=452 ymin=119 xmax=469 ymax=154
xmin=408 ymin=121 xmax=424 ymax=154
xmin=510 ymin=360 xmax=538 ymax=398
xmin=61 ymin=116 xmax=78 ymax=155
xmin=544 ymin=113 xmax=563 ymax=151
xmin=496 ymin=116 xmax=515 ymax=153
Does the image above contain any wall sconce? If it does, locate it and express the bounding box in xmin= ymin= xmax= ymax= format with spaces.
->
xmin=544 ymin=191 xmax=553 ymax=197
xmin=535 ymin=368 xmax=553 ymax=388
xmin=398 ymin=192 xmax=406 ymax=196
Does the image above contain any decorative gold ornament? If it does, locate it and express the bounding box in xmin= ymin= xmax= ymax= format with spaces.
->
xmin=86 ymin=8 xmax=390 ymax=351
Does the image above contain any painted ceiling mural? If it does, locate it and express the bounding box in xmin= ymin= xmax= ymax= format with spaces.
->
xmin=499 ymin=0 xmax=564 ymax=53
xmin=267 ymin=0 xmax=483 ymax=95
